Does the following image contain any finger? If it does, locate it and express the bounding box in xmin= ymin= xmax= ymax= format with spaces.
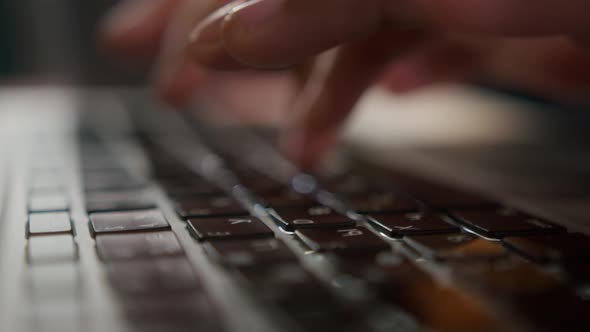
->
xmin=155 ymin=0 xmax=244 ymax=105
xmin=185 ymin=1 xmax=248 ymax=69
xmin=281 ymin=30 xmax=421 ymax=169
xmin=189 ymin=0 xmax=590 ymax=71
xmin=100 ymin=0 xmax=181 ymax=60
xmin=191 ymin=0 xmax=388 ymax=69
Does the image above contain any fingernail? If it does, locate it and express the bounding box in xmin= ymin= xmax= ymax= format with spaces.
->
xmin=189 ymin=1 xmax=243 ymax=48
xmin=228 ymin=0 xmax=286 ymax=26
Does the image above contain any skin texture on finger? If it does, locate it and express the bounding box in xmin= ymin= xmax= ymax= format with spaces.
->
xmin=187 ymin=1 xmax=248 ymax=69
xmin=214 ymin=0 xmax=385 ymax=68
xmin=281 ymin=30 xmax=422 ymax=169
xmin=100 ymin=0 xmax=181 ymax=61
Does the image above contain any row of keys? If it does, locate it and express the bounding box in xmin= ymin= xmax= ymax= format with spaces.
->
xmin=228 ymin=167 xmax=566 ymax=243
xmin=366 ymin=208 xmax=563 ymax=240
xmin=26 ymin=164 xmax=79 ymax=270
xmin=144 ymin=133 xmax=590 ymax=332
xmin=296 ymin=171 xmax=590 ymax=330
xmin=270 ymin=206 xmax=354 ymax=232
xmin=80 ymin=141 xmax=225 ymax=331
xmin=146 ymin=146 xmax=383 ymax=332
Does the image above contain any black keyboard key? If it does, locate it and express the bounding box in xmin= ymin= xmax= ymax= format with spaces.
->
xmin=296 ymin=227 xmax=389 ymax=252
xmin=368 ymin=213 xmax=460 ymax=238
xmin=206 ymin=238 xmax=297 ymax=267
xmin=345 ymin=192 xmax=421 ymax=214
xmin=187 ymin=216 xmax=273 ymax=241
xmin=29 ymin=193 xmax=69 ymax=212
xmin=27 ymin=234 xmax=78 ymax=263
xmin=450 ymin=208 xmax=564 ymax=238
xmin=270 ymin=206 xmax=354 ymax=231
xmin=86 ymin=191 xmax=156 ymax=213
xmin=405 ymin=233 xmax=508 ymax=261
xmin=502 ymin=233 xmax=590 ymax=263
xmin=28 ymin=212 xmax=72 ymax=236
xmin=175 ymin=196 xmax=248 ymax=219
xmin=106 ymin=257 xmax=200 ymax=294
xmin=96 ymin=231 xmax=184 ymax=261
xmin=90 ymin=209 xmax=169 ymax=234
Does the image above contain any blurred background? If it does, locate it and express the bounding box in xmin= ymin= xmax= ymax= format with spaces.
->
xmin=0 ymin=0 xmax=144 ymax=84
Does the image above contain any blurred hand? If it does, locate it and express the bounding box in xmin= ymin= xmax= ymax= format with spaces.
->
xmin=102 ymin=0 xmax=590 ymax=168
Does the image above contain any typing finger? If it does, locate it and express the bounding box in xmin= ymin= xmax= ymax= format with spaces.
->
xmin=189 ymin=0 xmax=390 ymax=69
xmin=281 ymin=29 xmax=421 ymax=169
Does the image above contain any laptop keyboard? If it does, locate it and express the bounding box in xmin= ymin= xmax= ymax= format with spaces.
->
xmin=19 ymin=96 xmax=590 ymax=332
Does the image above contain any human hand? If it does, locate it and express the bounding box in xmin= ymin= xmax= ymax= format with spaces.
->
xmin=102 ymin=0 xmax=590 ymax=168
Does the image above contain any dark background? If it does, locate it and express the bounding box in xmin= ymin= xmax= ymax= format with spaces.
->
xmin=0 ymin=0 xmax=144 ymax=84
